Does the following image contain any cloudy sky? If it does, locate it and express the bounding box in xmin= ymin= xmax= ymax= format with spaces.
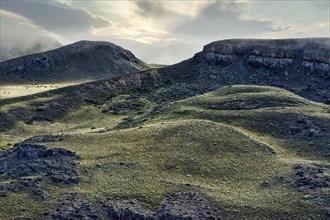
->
xmin=1 ymin=0 xmax=329 ymax=64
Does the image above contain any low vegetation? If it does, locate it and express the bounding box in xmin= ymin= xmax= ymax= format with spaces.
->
xmin=0 ymin=85 xmax=329 ymax=219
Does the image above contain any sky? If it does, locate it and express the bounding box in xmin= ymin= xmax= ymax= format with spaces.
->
xmin=0 ymin=0 xmax=329 ymax=64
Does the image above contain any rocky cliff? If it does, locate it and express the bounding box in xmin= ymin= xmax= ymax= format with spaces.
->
xmin=197 ymin=38 xmax=329 ymax=78
xmin=0 ymin=41 xmax=150 ymax=84
xmin=164 ymin=38 xmax=330 ymax=104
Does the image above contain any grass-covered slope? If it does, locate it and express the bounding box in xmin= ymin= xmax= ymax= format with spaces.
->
xmin=48 ymin=120 xmax=326 ymax=219
xmin=0 ymin=85 xmax=329 ymax=219
xmin=0 ymin=120 xmax=326 ymax=219
xmin=125 ymin=85 xmax=330 ymax=158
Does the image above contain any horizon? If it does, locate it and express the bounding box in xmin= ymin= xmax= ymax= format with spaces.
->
xmin=1 ymin=0 xmax=329 ymax=64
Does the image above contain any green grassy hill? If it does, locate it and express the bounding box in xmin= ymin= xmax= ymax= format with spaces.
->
xmin=1 ymin=85 xmax=329 ymax=219
xmin=126 ymin=85 xmax=330 ymax=157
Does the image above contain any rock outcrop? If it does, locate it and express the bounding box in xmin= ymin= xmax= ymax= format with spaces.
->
xmin=197 ymin=38 xmax=330 ymax=78
xmin=0 ymin=142 xmax=80 ymax=201
xmin=48 ymin=191 xmax=222 ymax=220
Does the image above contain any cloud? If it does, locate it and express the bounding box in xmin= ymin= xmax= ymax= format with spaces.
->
xmin=135 ymin=1 xmax=208 ymax=17
xmin=172 ymin=1 xmax=272 ymax=40
xmin=0 ymin=19 xmax=62 ymax=61
xmin=318 ymin=21 xmax=330 ymax=27
xmin=0 ymin=9 xmax=35 ymax=26
xmin=135 ymin=1 xmax=167 ymax=17
xmin=54 ymin=0 xmax=73 ymax=6
xmin=0 ymin=0 xmax=111 ymax=37
xmin=271 ymin=24 xmax=294 ymax=32
xmin=93 ymin=35 xmax=196 ymax=65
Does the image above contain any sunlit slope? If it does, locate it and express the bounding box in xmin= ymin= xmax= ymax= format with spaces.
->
xmin=0 ymin=82 xmax=87 ymax=100
xmin=10 ymin=119 xmax=323 ymax=220
xmin=122 ymin=85 xmax=330 ymax=159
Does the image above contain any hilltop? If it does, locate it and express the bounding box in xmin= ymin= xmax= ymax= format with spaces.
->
xmin=0 ymin=40 xmax=150 ymax=85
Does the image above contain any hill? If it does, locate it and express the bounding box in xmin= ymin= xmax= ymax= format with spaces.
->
xmin=0 ymin=40 xmax=150 ymax=85
xmin=0 ymin=85 xmax=329 ymax=219
xmin=0 ymin=38 xmax=330 ymax=219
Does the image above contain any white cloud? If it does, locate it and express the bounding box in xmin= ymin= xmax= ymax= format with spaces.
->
xmin=0 ymin=9 xmax=36 ymax=28
xmin=54 ymin=0 xmax=73 ymax=6
xmin=318 ymin=21 xmax=330 ymax=27
xmin=94 ymin=0 xmax=139 ymax=19
xmin=271 ymin=24 xmax=294 ymax=32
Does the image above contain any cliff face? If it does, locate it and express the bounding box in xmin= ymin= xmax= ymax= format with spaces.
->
xmin=0 ymin=41 xmax=150 ymax=84
xmin=162 ymin=38 xmax=328 ymax=104
xmin=198 ymin=38 xmax=330 ymax=78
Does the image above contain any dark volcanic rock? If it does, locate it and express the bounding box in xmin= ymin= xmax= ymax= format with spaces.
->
xmin=12 ymin=142 xmax=77 ymax=160
xmin=309 ymin=195 xmax=330 ymax=217
xmin=50 ymin=192 xmax=99 ymax=220
xmin=289 ymin=118 xmax=324 ymax=137
xmin=0 ymin=142 xmax=80 ymax=201
xmin=48 ymin=191 xmax=221 ymax=220
xmin=0 ymin=177 xmax=50 ymax=200
xmin=293 ymin=165 xmax=330 ymax=192
xmin=106 ymin=200 xmax=154 ymax=220
xmin=292 ymin=165 xmax=330 ymax=217
xmin=22 ymin=134 xmax=66 ymax=144
xmin=106 ymin=192 xmax=222 ymax=220
xmin=0 ymin=111 xmax=16 ymax=132
xmin=157 ymin=192 xmax=221 ymax=219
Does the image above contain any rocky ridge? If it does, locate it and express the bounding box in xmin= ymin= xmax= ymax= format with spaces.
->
xmin=198 ymin=38 xmax=330 ymax=77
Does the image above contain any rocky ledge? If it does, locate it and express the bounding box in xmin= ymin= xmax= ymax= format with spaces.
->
xmin=197 ymin=38 xmax=330 ymax=77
